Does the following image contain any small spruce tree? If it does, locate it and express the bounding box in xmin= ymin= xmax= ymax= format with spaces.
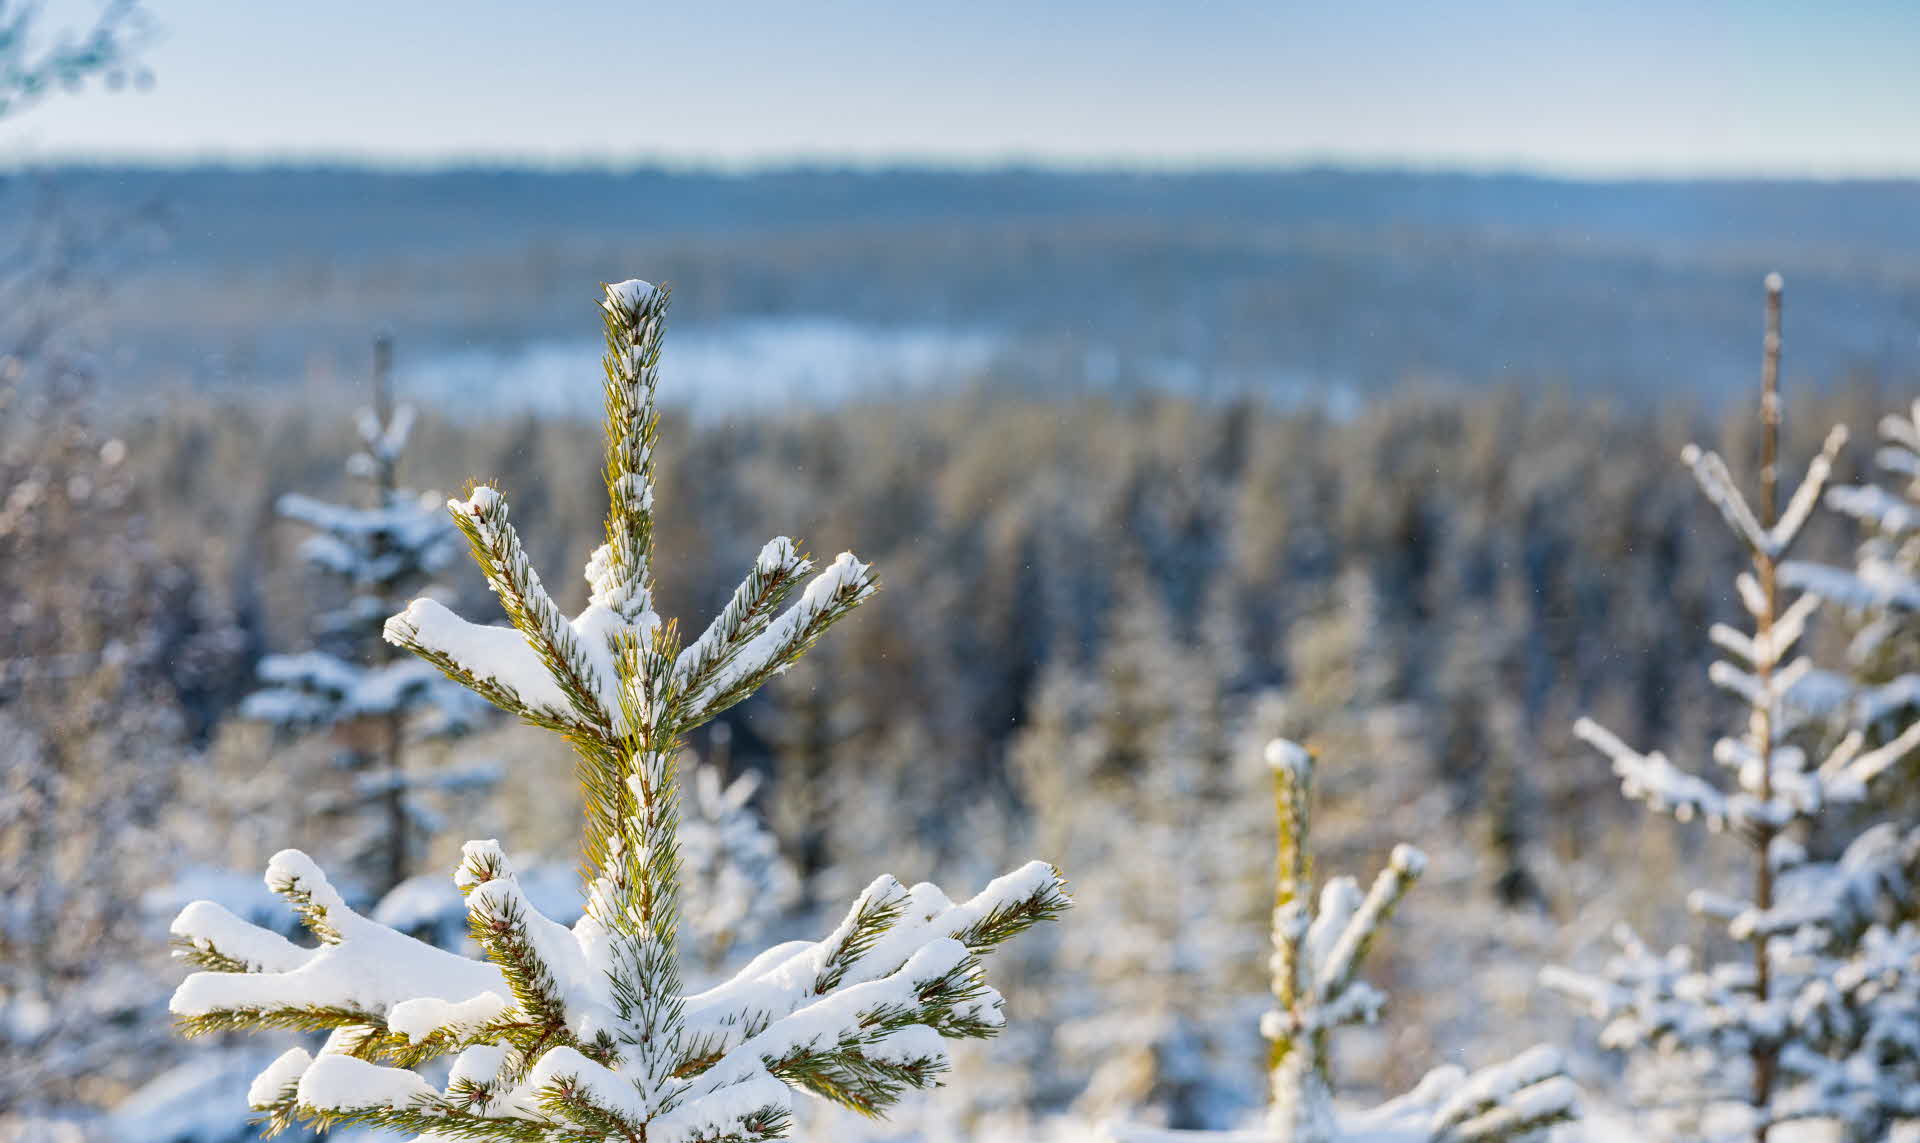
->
xmin=240 ymin=335 xmax=487 ymax=902
xmin=1107 ymin=739 xmax=1576 ymax=1143
xmin=167 ymin=280 xmax=1069 ymax=1141
xmin=1545 ymin=275 xmax=1920 ymax=1142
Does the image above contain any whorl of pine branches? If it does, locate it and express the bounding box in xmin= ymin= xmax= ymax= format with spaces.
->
xmin=167 ymin=279 xmax=1070 ymax=1142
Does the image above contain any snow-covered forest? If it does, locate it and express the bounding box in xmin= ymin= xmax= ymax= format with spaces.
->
xmin=7 ymin=3 xmax=1920 ymax=1142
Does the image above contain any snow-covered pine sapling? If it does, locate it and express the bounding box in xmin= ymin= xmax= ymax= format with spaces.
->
xmin=1109 ymin=740 xmax=1576 ymax=1143
xmin=1262 ymin=739 xmax=1421 ymax=1139
xmin=167 ymin=279 xmax=1071 ymax=1141
xmin=1261 ymin=741 xmax=1574 ymax=1143
xmin=240 ymin=334 xmax=487 ymax=900
xmin=1546 ymin=274 xmax=1920 ymax=1143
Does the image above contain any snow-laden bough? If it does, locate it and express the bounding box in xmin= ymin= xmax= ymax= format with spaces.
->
xmin=168 ymin=279 xmax=1069 ymax=1142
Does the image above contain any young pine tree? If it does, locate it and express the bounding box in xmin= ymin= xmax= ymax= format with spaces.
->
xmin=1545 ymin=276 xmax=1920 ymax=1142
xmin=1106 ymin=740 xmax=1576 ymax=1143
xmin=166 ymin=279 xmax=1069 ymax=1141
xmin=240 ymin=335 xmax=490 ymax=903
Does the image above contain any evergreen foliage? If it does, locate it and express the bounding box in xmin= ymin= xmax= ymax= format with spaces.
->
xmin=1546 ymin=276 xmax=1920 ymax=1142
xmin=166 ymin=279 xmax=1069 ymax=1141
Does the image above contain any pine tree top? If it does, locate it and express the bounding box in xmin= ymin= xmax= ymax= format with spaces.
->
xmin=169 ymin=278 xmax=1069 ymax=1141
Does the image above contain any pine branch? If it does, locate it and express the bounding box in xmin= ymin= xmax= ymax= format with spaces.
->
xmin=167 ymin=274 xmax=1065 ymax=1142
xmin=446 ymin=484 xmax=615 ymax=732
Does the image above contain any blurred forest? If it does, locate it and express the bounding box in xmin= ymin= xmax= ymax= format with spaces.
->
xmin=10 ymin=336 xmax=1920 ymax=1136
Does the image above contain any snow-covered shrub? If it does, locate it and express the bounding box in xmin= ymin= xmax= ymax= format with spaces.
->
xmin=164 ymin=279 xmax=1068 ymax=1141
xmin=1547 ymin=276 xmax=1920 ymax=1142
xmin=1105 ymin=740 xmax=1576 ymax=1143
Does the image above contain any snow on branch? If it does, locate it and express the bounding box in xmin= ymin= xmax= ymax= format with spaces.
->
xmin=276 ymin=491 xmax=455 ymax=589
xmin=240 ymin=651 xmax=482 ymax=734
xmin=1680 ymin=424 xmax=1846 ymax=560
xmin=1825 ymin=483 xmax=1920 ymax=536
xmin=172 ymin=276 xmax=1067 ymax=1142
xmin=170 ymin=844 xmax=1066 ymax=1140
xmin=1572 ymin=716 xmax=1730 ymax=830
xmin=1349 ymin=1046 xmax=1580 ymax=1143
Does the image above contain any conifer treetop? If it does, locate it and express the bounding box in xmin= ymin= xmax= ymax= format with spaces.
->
xmin=1549 ymin=277 xmax=1920 ymax=1142
xmin=169 ymin=278 xmax=1070 ymax=1142
xmin=241 ymin=334 xmax=475 ymax=738
xmin=1111 ymin=739 xmax=1575 ymax=1143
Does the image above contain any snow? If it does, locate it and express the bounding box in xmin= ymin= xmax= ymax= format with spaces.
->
xmin=604 ymin=278 xmax=660 ymax=312
xmin=679 ymin=763 xmax=800 ymax=973
xmin=685 ymin=551 xmax=876 ymax=716
xmin=296 ymin=1053 xmax=438 ymax=1112
xmin=1781 ymin=556 xmax=1920 ymax=614
xmin=276 ymin=491 xmax=456 ymax=584
xmin=170 ymin=849 xmax=508 ymax=1022
xmin=168 ymin=900 xmax=307 ymax=974
xmin=163 ymin=830 xmax=1059 ymax=1137
xmin=246 ymin=1047 xmax=312 ymax=1107
xmin=386 ymin=990 xmax=509 ymax=1044
xmin=384 ymin=597 xmax=574 ymax=717
xmin=519 ymin=1045 xmax=649 ymax=1120
xmin=242 ymin=651 xmax=478 ymax=729
xmin=1827 ymin=484 xmax=1920 ymax=534
xmin=146 ymin=867 xmax=292 ymax=933
xmin=467 ymin=872 xmax=620 ymax=1036
xmin=671 ymin=537 xmax=813 ymax=696
xmin=1572 ymin=717 xmax=1728 ymax=829
xmin=1264 ymin=739 xmax=1312 ymax=781
xmin=1681 ymin=427 xmax=1845 ymax=560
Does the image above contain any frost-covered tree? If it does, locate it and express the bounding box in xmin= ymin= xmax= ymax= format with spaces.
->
xmin=166 ymin=279 xmax=1069 ymax=1141
xmin=1780 ymin=397 xmax=1920 ymax=793
xmin=1106 ymin=740 xmax=1576 ymax=1143
xmin=240 ymin=335 xmax=489 ymax=901
xmin=1546 ymin=275 xmax=1920 ymax=1142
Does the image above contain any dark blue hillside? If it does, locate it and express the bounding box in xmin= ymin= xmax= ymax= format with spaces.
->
xmin=6 ymin=165 xmax=1917 ymax=401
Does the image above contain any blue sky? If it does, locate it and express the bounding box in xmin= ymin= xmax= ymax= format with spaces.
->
xmin=8 ymin=0 xmax=1919 ymax=175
